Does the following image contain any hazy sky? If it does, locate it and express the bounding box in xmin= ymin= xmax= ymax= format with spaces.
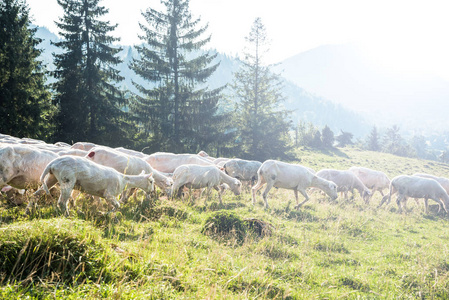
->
xmin=28 ymin=0 xmax=449 ymax=81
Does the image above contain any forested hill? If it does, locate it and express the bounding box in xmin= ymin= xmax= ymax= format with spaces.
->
xmin=35 ymin=26 xmax=371 ymax=137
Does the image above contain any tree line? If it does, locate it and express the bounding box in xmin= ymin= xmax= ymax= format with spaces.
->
xmin=2 ymin=0 xmax=448 ymax=164
xmin=0 ymin=0 xmax=292 ymax=162
xmin=296 ymin=121 xmax=449 ymax=163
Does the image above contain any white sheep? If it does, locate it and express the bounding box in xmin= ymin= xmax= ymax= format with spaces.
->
xmin=413 ymin=173 xmax=449 ymax=194
xmin=169 ymin=164 xmax=242 ymax=204
xmin=29 ymin=156 xmax=154 ymax=215
xmin=380 ymin=175 xmax=449 ymax=214
xmin=252 ymin=160 xmax=338 ymax=209
xmin=0 ymin=144 xmax=59 ymax=191
xmin=86 ymin=146 xmax=173 ymax=195
xmin=145 ymin=152 xmax=215 ymax=173
xmin=70 ymin=141 xmax=97 ymax=151
xmin=223 ymin=158 xmax=262 ymax=186
xmin=316 ymin=169 xmax=371 ymax=203
xmin=349 ymin=166 xmax=390 ymax=203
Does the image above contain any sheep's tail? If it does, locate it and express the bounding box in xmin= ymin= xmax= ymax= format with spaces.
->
xmin=39 ymin=163 xmax=52 ymax=195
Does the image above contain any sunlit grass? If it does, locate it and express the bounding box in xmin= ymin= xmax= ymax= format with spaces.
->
xmin=1 ymin=146 xmax=449 ymax=298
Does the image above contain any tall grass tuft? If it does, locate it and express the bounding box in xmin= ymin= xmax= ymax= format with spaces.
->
xmin=0 ymin=218 xmax=112 ymax=285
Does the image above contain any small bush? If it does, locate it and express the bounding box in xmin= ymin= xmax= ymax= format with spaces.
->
xmin=201 ymin=211 xmax=246 ymax=242
xmin=0 ymin=218 xmax=111 ymax=284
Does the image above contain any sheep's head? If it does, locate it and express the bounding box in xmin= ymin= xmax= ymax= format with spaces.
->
xmin=232 ymin=179 xmax=242 ymax=195
xmin=327 ymin=182 xmax=338 ymax=200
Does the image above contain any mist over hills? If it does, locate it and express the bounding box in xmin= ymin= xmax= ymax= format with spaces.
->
xmin=35 ymin=26 xmax=373 ymax=138
xmin=275 ymin=43 xmax=449 ymax=135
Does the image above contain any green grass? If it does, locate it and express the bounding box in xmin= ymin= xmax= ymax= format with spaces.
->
xmin=1 ymin=146 xmax=449 ymax=299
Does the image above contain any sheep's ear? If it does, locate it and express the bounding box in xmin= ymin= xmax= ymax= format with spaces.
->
xmin=145 ymin=172 xmax=153 ymax=179
xmin=87 ymin=151 xmax=95 ymax=158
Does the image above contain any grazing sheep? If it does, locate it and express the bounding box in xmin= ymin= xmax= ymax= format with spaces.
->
xmin=197 ymin=150 xmax=215 ymax=161
xmin=70 ymin=141 xmax=97 ymax=151
xmin=251 ymin=160 xmax=338 ymax=209
xmin=223 ymin=158 xmax=262 ymax=186
xmin=169 ymin=164 xmax=241 ymax=204
xmin=349 ymin=166 xmax=390 ymax=203
xmin=58 ymin=149 xmax=89 ymax=157
xmin=145 ymin=152 xmax=216 ymax=173
xmin=413 ymin=173 xmax=449 ymax=194
xmin=379 ymin=175 xmax=449 ymax=214
xmin=316 ymin=169 xmax=371 ymax=203
xmin=114 ymin=147 xmax=149 ymax=159
xmin=0 ymin=144 xmax=59 ymax=191
xmin=29 ymin=156 xmax=154 ymax=215
xmin=213 ymin=157 xmax=231 ymax=166
xmin=86 ymin=147 xmax=173 ymax=195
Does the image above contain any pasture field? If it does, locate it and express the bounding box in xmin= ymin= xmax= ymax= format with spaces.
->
xmin=1 ymin=146 xmax=449 ymax=299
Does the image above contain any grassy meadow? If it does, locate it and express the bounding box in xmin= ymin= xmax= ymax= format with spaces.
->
xmin=2 ymin=146 xmax=449 ymax=299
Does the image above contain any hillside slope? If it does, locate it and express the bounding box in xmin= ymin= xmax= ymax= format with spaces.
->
xmin=1 ymin=147 xmax=449 ymax=298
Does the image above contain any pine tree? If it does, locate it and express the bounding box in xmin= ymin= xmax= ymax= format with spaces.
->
xmin=336 ymin=130 xmax=354 ymax=147
xmin=0 ymin=0 xmax=53 ymax=139
xmin=130 ymin=0 xmax=225 ymax=153
xmin=231 ymin=18 xmax=292 ymax=161
xmin=382 ymin=125 xmax=413 ymax=157
xmin=321 ymin=125 xmax=335 ymax=148
xmin=366 ymin=126 xmax=380 ymax=151
xmin=52 ymin=0 xmax=130 ymax=146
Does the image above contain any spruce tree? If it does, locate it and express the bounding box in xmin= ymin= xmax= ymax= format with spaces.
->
xmin=130 ymin=0 xmax=224 ymax=153
xmin=321 ymin=125 xmax=335 ymax=148
xmin=336 ymin=130 xmax=354 ymax=147
xmin=52 ymin=0 xmax=130 ymax=146
xmin=366 ymin=126 xmax=380 ymax=151
xmin=231 ymin=17 xmax=292 ymax=161
xmin=0 ymin=0 xmax=53 ymax=139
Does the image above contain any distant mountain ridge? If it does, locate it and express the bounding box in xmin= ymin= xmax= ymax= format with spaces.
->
xmin=275 ymin=43 xmax=449 ymax=135
xmin=34 ymin=26 xmax=371 ymax=137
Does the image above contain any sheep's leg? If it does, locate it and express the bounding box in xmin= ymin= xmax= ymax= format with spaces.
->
xmin=104 ymin=193 xmax=121 ymax=213
xmin=261 ymin=181 xmax=274 ymax=209
xmin=28 ymin=174 xmax=58 ymax=214
xmin=396 ymin=194 xmax=405 ymax=213
xmin=295 ymin=189 xmax=310 ymax=209
xmin=413 ymin=197 xmax=420 ymax=208
xmin=251 ymin=175 xmax=266 ymax=206
xmin=378 ymin=189 xmax=396 ymax=208
xmin=214 ymin=186 xmax=224 ymax=205
xmin=34 ymin=175 xmax=58 ymax=197
xmin=424 ymin=198 xmax=430 ymax=213
xmin=120 ymin=188 xmax=137 ymax=204
xmin=70 ymin=190 xmax=82 ymax=208
xmin=204 ymin=186 xmax=213 ymax=205
xmin=378 ymin=193 xmax=389 ymax=208
xmin=402 ymin=197 xmax=409 ymax=211
xmin=58 ymin=183 xmax=75 ymax=216
xmin=429 ymin=197 xmax=445 ymax=214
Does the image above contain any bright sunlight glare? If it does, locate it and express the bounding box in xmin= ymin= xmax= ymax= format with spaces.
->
xmin=28 ymin=0 xmax=449 ymax=81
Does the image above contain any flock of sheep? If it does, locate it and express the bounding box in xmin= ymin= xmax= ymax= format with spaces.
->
xmin=1 ymin=133 xmax=449 ymax=216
